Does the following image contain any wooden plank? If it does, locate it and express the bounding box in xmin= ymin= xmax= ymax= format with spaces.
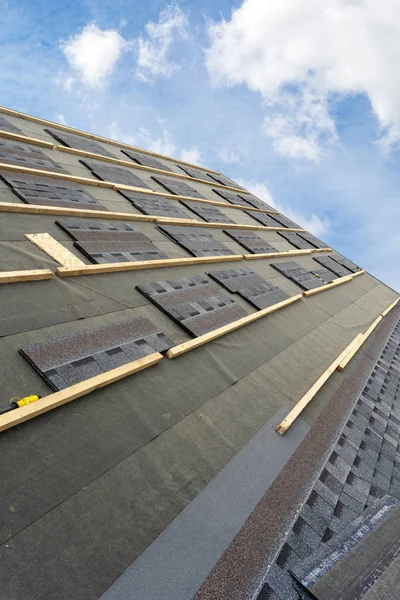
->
xmin=276 ymin=333 xmax=364 ymax=435
xmin=337 ymin=316 xmax=383 ymax=372
xmin=244 ymin=249 xmax=313 ymax=260
xmin=0 ymin=353 xmax=163 ymax=433
xmin=303 ymin=270 xmax=366 ymax=297
xmin=0 ymin=202 xmax=296 ymax=232
xmin=0 ymin=269 xmax=53 ymax=284
xmin=0 ymin=162 xmax=114 ymax=188
xmin=351 ymin=269 xmax=366 ymax=278
xmin=302 ymin=276 xmax=354 ymax=297
xmin=0 ymin=130 xmax=54 ymax=148
xmin=381 ymin=297 xmax=400 ymax=317
xmin=57 ymin=145 xmax=246 ymax=194
xmin=56 ymin=254 xmax=243 ymax=278
xmin=0 ymin=162 xmax=277 ymax=214
xmin=25 ymin=233 xmax=85 ymax=266
xmin=166 ymin=294 xmax=303 ymax=359
xmin=2 ymin=105 xmax=220 ymax=174
xmin=0 ymin=201 xmax=160 ymax=222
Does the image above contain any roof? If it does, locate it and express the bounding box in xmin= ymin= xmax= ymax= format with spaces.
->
xmin=0 ymin=106 xmax=399 ymax=600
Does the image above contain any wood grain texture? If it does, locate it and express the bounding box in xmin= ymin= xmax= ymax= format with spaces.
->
xmin=0 ymin=201 xmax=293 ymax=231
xmin=0 ymin=353 xmax=163 ymax=433
xmin=25 ymin=233 xmax=85 ymax=266
xmin=0 ymin=162 xmax=277 ymax=214
xmin=166 ymin=294 xmax=303 ymax=358
xmin=303 ymin=270 xmax=366 ymax=297
xmin=0 ymin=269 xmax=53 ymax=284
xmin=0 ymin=129 xmax=54 ymax=148
xmin=56 ymin=254 xmax=243 ymax=277
xmin=276 ymin=333 xmax=364 ymax=434
xmin=244 ymin=249 xmax=313 ymax=260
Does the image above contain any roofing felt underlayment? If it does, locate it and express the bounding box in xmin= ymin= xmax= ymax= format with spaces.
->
xmin=0 ymin=106 xmax=398 ymax=600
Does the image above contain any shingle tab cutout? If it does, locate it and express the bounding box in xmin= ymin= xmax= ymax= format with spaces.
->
xmin=212 ymin=189 xmax=253 ymax=208
xmin=157 ymin=225 xmax=234 ymax=257
xmin=224 ymin=229 xmax=277 ymax=254
xmin=177 ymin=165 xmax=214 ymax=183
xmin=208 ymin=267 xmax=289 ymax=310
xmin=136 ymin=276 xmax=248 ymax=337
xmin=44 ymin=128 xmax=116 ymax=158
xmin=278 ymin=231 xmax=316 ymax=250
xmin=121 ymin=149 xmax=172 ymax=172
xmin=180 ymin=200 xmax=236 ymax=224
xmin=80 ymin=159 xmax=151 ymax=188
xmin=151 ymin=175 xmax=206 ymax=199
xmin=298 ymin=231 xmax=329 ymax=249
xmin=271 ymin=261 xmax=325 ymax=290
xmin=310 ymin=267 xmax=337 ymax=284
xmin=57 ymin=219 xmax=168 ymax=263
xmin=0 ymin=139 xmax=68 ymax=173
xmin=213 ymin=188 xmax=275 ymax=211
xmin=271 ymin=213 xmax=301 ymax=229
xmin=56 ymin=219 xmax=145 ymax=241
xmin=330 ymin=254 xmax=359 ymax=273
xmin=313 ymin=255 xmax=353 ymax=278
xmin=117 ymin=190 xmax=193 ymax=219
xmin=0 ymin=115 xmax=23 ymax=134
xmin=20 ymin=317 xmax=173 ymax=391
xmin=0 ymin=170 xmax=107 ymax=210
xmin=246 ymin=211 xmax=284 ymax=227
xmin=208 ymin=172 xmax=245 ymax=188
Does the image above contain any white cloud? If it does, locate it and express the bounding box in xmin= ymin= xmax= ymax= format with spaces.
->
xmin=180 ymin=147 xmax=202 ymax=164
xmin=137 ymin=123 xmax=176 ymax=156
xmin=61 ymin=22 xmax=128 ymax=88
xmin=56 ymin=114 xmax=68 ymax=126
xmin=136 ymin=5 xmax=188 ymax=82
xmin=206 ymin=0 xmax=400 ymax=160
xmin=218 ymin=148 xmax=241 ymax=164
xmin=238 ymin=180 xmax=330 ymax=237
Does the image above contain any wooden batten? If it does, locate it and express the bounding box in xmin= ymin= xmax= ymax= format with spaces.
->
xmin=56 ymin=145 xmax=246 ymax=194
xmin=276 ymin=333 xmax=364 ymax=434
xmin=0 ymin=269 xmax=53 ymax=284
xmin=56 ymin=254 xmax=243 ymax=278
xmin=0 ymin=129 xmax=54 ymax=148
xmin=0 ymin=353 xmax=163 ymax=433
xmin=25 ymin=233 xmax=85 ymax=267
xmin=166 ymin=295 xmax=303 ymax=359
xmin=0 ymin=105 xmax=220 ymax=174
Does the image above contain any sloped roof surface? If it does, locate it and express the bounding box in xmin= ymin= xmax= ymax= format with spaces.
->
xmin=0 ymin=107 xmax=398 ymax=600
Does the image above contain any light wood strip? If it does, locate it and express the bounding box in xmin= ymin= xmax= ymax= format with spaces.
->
xmin=56 ymin=255 xmax=243 ymax=278
xmin=0 ymin=202 xmax=302 ymax=232
xmin=0 ymin=201 xmax=160 ymax=222
xmin=336 ymin=317 xmax=383 ymax=372
xmin=303 ymin=270 xmax=366 ymax=297
xmin=381 ymin=297 xmax=400 ymax=317
xmin=166 ymin=295 xmax=303 ymax=359
xmin=336 ymin=296 xmax=399 ymax=372
xmin=25 ymin=233 xmax=85 ymax=266
xmin=276 ymin=333 xmax=364 ymax=435
xmin=57 ymin=145 xmax=245 ymax=194
xmin=55 ymin=248 xmax=334 ymax=279
xmin=0 ymin=130 xmax=54 ymax=148
xmin=0 ymin=162 xmax=278 ymax=214
xmin=0 ymin=269 xmax=53 ymax=284
xmin=0 ymin=105 xmax=219 ymax=174
xmin=244 ymin=249 xmax=313 ymax=260
xmin=0 ymin=353 xmax=163 ymax=433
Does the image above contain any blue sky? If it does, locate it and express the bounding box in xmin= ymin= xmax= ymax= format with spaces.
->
xmin=1 ymin=0 xmax=399 ymax=290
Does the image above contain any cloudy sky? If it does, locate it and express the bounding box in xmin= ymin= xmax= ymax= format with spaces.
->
xmin=1 ymin=0 xmax=399 ymax=290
